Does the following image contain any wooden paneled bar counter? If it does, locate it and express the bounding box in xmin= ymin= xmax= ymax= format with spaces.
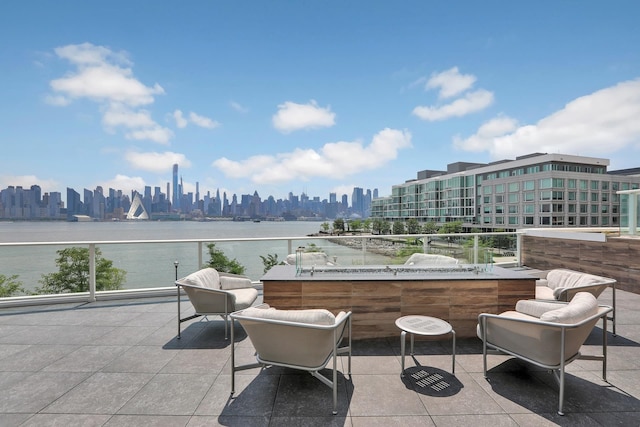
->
xmin=261 ymin=265 xmax=536 ymax=339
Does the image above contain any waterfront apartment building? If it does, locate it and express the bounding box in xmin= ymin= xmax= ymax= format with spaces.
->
xmin=370 ymin=153 xmax=640 ymax=230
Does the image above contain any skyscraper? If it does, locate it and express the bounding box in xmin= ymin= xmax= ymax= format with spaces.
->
xmin=172 ymin=164 xmax=179 ymax=211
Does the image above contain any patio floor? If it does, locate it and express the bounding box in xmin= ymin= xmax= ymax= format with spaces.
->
xmin=0 ymin=287 xmax=638 ymax=426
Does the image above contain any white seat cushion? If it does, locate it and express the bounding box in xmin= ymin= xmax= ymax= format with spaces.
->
xmin=241 ymin=306 xmax=338 ymax=325
xmin=539 ymin=292 xmax=598 ymax=324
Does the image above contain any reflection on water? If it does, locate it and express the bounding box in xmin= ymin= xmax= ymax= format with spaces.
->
xmin=0 ymin=221 xmax=393 ymax=291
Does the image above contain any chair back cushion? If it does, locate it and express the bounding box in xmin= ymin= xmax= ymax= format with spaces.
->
xmin=405 ymin=253 xmax=458 ymax=265
xmin=219 ymin=273 xmax=253 ymax=290
xmin=285 ymin=252 xmax=335 ymax=266
xmin=539 ymin=292 xmax=598 ymax=324
xmin=545 ymin=269 xmax=606 ymax=290
xmin=181 ymin=268 xmax=221 ymax=289
xmin=240 ymin=306 xmax=337 ymax=325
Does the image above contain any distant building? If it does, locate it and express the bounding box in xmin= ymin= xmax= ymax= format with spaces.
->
xmin=371 ymin=153 xmax=640 ymax=230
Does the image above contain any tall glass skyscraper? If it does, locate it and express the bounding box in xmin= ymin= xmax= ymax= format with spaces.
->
xmin=172 ymin=164 xmax=179 ymax=211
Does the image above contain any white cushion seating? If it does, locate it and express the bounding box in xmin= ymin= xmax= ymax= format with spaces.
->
xmin=284 ymin=252 xmax=336 ymax=266
xmin=404 ymin=253 xmax=459 ymax=265
xmin=241 ymin=306 xmax=339 ymax=325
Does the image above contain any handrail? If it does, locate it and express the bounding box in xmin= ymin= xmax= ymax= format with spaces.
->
xmin=0 ymin=231 xmax=523 ymax=308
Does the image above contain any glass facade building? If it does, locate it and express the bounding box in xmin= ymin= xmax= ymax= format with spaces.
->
xmin=371 ymin=153 xmax=640 ymax=230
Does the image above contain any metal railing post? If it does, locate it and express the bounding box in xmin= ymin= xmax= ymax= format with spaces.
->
xmin=473 ymin=235 xmax=479 ymax=265
xmin=516 ymin=233 xmax=522 ymax=267
xmin=89 ymin=243 xmax=96 ymax=302
xmin=198 ymin=242 xmax=203 ymax=268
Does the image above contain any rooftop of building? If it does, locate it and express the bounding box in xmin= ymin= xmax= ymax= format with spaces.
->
xmin=0 ymin=285 xmax=638 ymax=426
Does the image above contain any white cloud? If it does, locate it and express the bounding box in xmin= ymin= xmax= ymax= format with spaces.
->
xmin=47 ymin=42 xmax=170 ymax=144
xmin=189 ymin=112 xmax=220 ymax=129
xmin=124 ymin=151 xmax=191 ymax=173
xmin=213 ymin=128 xmax=411 ymax=183
xmin=98 ymin=174 xmax=147 ymax=194
xmin=453 ymin=79 xmax=640 ymax=159
xmin=230 ymin=101 xmax=249 ymax=113
xmin=412 ymin=67 xmax=493 ymax=121
xmin=173 ymin=110 xmax=188 ymax=128
xmin=103 ymin=105 xmax=156 ymax=130
xmin=125 ymin=127 xmax=174 ymax=145
xmin=425 ymin=67 xmax=477 ymax=99
xmin=413 ymin=89 xmax=494 ymax=121
xmin=171 ymin=110 xmax=219 ymax=129
xmin=0 ymin=175 xmax=59 ymax=193
xmin=272 ymin=100 xmax=336 ymax=133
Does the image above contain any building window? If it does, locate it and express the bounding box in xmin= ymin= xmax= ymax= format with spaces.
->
xmin=496 ymin=205 xmax=504 ymax=214
xmin=568 ymin=179 xmax=577 ymax=189
xmin=580 ymin=192 xmax=588 ymax=201
xmin=508 ymin=216 xmax=518 ymax=225
xmin=568 ymin=216 xmax=576 ymax=225
xmin=591 ymin=205 xmax=599 ymax=214
xmin=552 ymin=191 xmax=564 ymax=200
xmin=553 ymin=178 xmax=565 ymax=188
xmin=540 ymin=204 xmax=551 ymax=213
xmin=540 ymin=217 xmax=551 ymax=225
xmin=568 ymin=191 xmax=576 ymax=200
xmin=591 ymin=217 xmax=599 ymax=226
xmin=552 ymin=216 xmax=564 ymax=226
xmin=508 ymin=182 xmax=519 ymax=192
xmin=495 ymin=217 xmax=504 ymax=225
xmin=580 ymin=204 xmax=588 ymax=213
xmin=580 ymin=180 xmax=588 ymax=190
xmin=484 ymin=196 xmax=491 ymax=203
xmin=508 ymin=193 xmax=519 ymax=203
xmin=523 ymin=180 xmax=535 ymax=190
xmin=591 ymin=180 xmax=599 ymax=190
xmin=495 ymin=184 xmax=505 ymax=193
xmin=580 ymin=216 xmax=588 ymax=225
xmin=552 ymin=204 xmax=564 ymax=213
xmin=568 ymin=204 xmax=576 ymax=213
xmin=483 ymin=186 xmax=492 ymax=195
xmin=495 ymin=195 xmax=504 ymax=203
xmin=601 ymin=193 xmax=609 ymax=202
xmin=524 ymin=217 xmax=534 ymax=225
xmin=539 ymin=178 xmax=552 ymax=189
xmin=524 ymin=204 xmax=535 ymax=214
xmin=508 ymin=205 xmax=518 ymax=214
xmin=524 ymin=192 xmax=535 ymax=202
xmin=540 ymin=191 xmax=552 ymax=201
xmin=601 ymin=181 xmax=609 ymax=191
xmin=602 ymin=217 xmax=609 ymax=226
xmin=591 ymin=193 xmax=599 ymax=202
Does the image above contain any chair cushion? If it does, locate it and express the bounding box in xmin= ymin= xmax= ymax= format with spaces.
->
xmin=405 ymin=253 xmax=458 ymax=265
xmin=515 ymin=299 xmax=566 ymax=318
xmin=545 ymin=269 xmax=605 ymax=290
xmin=539 ymin=292 xmax=598 ymax=324
xmin=219 ymin=274 xmax=253 ymax=290
xmin=534 ymin=285 xmax=556 ymax=300
xmin=285 ymin=252 xmax=335 ymax=266
xmin=241 ymin=306 xmax=337 ymax=325
xmin=181 ymin=268 xmax=220 ymax=289
xmin=228 ymin=288 xmax=259 ymax=310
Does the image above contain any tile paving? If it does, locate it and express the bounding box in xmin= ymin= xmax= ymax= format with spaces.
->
xmin=0 ymin=287 xmax=637 ymax=426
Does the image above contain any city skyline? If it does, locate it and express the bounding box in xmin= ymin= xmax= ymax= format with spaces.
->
xmin=1 ymin=2 xmax=639 ymax=203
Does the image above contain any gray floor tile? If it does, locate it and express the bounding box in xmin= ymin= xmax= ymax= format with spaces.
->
xmin=351 ymin=415 xmax=435 ymax=426
xmin=102 ymin=345 xmax=178 ymax=373
xmin=118 ymin=373 xmax=214 ymax=416
xmin=0 ymin=344 xmax=78 ymax=372
xmin=104 ymin=414 xmax=190 ymax=426
xmin=348 ymin=374 xmax=427 ymax=416
xmin=43 ymin=372 xmax=153 ymax=414
xmin=42 ymin=345 xmax=130 ymax=372
xmin=0 ymin=371 xmax=89 ymax=413
xmin=20 ymin=413 xmax=112 ymax=427
xmin=430 ymin=414 xmax=518 ymax=426
xmin=195 ymin=373 xmax=278 ymax=417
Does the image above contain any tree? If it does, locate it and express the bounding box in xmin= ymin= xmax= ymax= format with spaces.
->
xmin=37 ymin=247 xmax=126 ymax=294
xmin=406 ymin=218 xmax=421 ymax=234
xmin=333 ymin=218 xmax=345 ymax=234
xmin=362 ymin=218 xmax=372 ymax=233
xmin=0 ymin=274 xmax=25 ymax=297
xmin=392 ymin=221 xmax=405 ymax=235
xmin=422 ymin=221 xmax=439 ymax=235
xmin=204 ymin=243 xmax=246 ymax=274
xmin=350 ymin=219 xmax=362 ymax=233
xmin=259 ymin=253 xmax=283 ymax=273
xmin=372 ymin=218 xmax=385 ymax=235
xmin=320 ymin=222 xmax=330 ymax=233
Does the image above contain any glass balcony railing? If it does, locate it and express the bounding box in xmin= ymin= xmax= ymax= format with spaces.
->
xmin=0 ymin=232 xmax=522 ymax=306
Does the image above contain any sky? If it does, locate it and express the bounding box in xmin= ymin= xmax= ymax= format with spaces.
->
xmin=1 ymin=1 xmax=639 ymax=204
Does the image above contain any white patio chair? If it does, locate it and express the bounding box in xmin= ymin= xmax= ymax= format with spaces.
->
xmin=478 ymin=292 xmax=613 ymax=415
xmin=175 ymin=267 xmax=258 ymax=339
xmin=230 ymin=304 xmax=352 ymax=415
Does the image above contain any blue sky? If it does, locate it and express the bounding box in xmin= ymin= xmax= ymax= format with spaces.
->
xmin=1 ymin=1 xmax=639 ymax=203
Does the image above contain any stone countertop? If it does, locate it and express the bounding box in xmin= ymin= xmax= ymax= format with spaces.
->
xmin=261 ymin=264 xmax=536 ymax=282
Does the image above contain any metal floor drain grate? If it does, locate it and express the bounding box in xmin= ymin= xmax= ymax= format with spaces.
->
xmin=412 ymin=369 xmax=451 ymax=391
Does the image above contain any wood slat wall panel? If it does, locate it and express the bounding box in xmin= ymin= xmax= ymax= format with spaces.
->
xmin=522 ymin=235 xmax=640 ymax=293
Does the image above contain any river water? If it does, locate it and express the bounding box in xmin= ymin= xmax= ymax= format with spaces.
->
xmin=0 ymin=221 xmax=391 ymax=292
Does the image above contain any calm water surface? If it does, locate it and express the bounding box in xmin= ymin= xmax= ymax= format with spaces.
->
xmin=0 ymin=221 xmax=390 ymax=291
